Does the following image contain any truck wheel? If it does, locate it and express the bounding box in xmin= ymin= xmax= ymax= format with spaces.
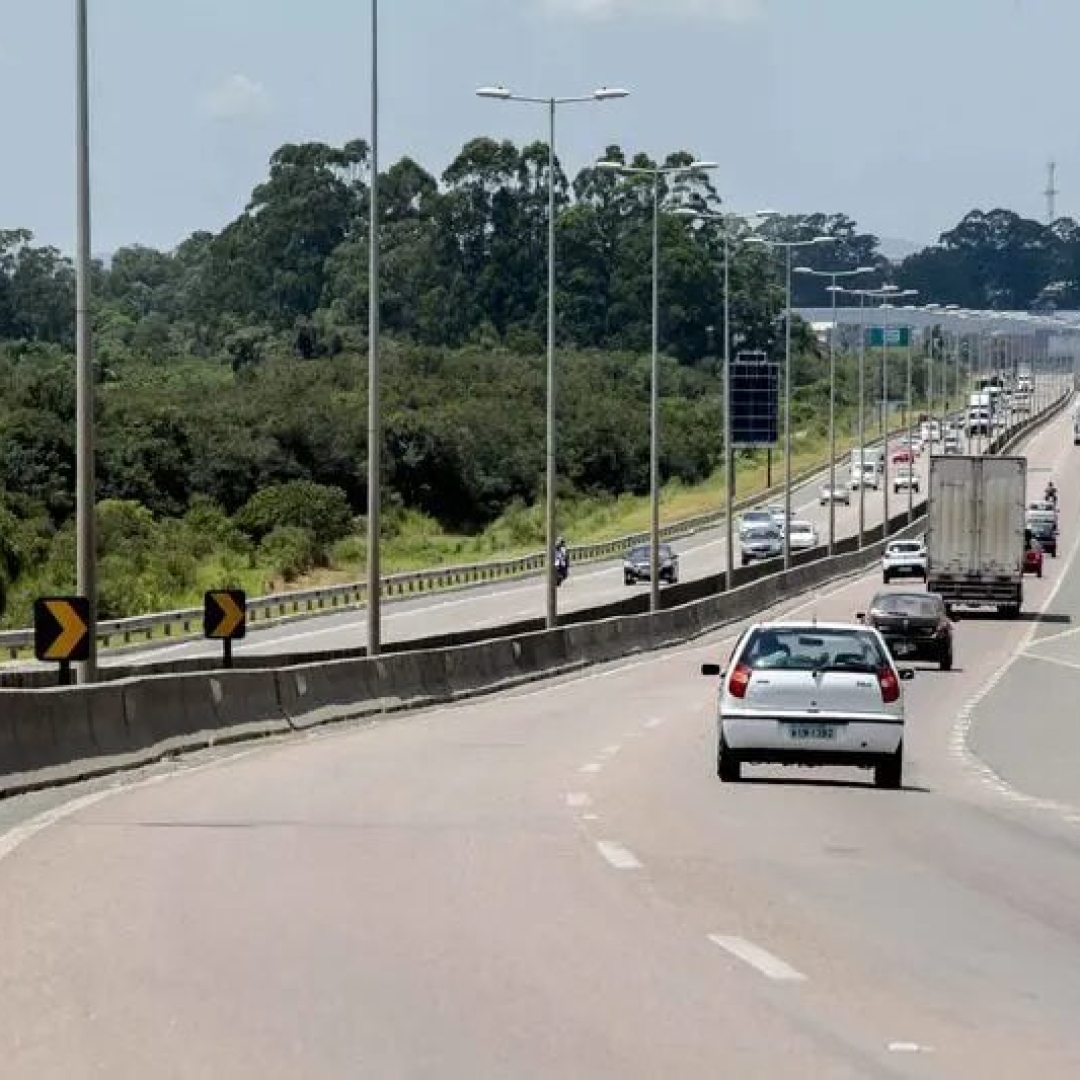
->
xmin=883 ymin=572 xmax=890 ymax=584
xmin=940 ymin=648 xmax=953 ymax=671
xmin=1003 ymin=604 xmax=1021 ymax=620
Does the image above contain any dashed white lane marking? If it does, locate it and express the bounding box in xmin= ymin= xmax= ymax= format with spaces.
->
xmin=888 ymin=1041 xmax=934 ymax=1054
xmin=566 ymin=792 xmax=592 ymax=808
xmin=1018 ymin=652 xmax=1080 ymax=673
xmin=595 ymin=840 xmax=642 ymax=869
xmin=582 ymin=813 xmax=599 ymax=822
xmin=644 ymin=717 xmax=666 ymax=729
xmin=708 ymin=934 xmax=807 ymax=982
xmin=601 ymin=744 xmax=621 ymax=756
xmin=578 ymin=763 xmax=603 ymax=774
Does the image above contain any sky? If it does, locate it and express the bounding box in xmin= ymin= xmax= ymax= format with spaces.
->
xmin=2 ymin=0 xmax=1078 ymax=255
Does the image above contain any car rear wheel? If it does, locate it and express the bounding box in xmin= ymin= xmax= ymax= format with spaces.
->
xmin=874 ymin=744 xmax=903 ymax=790
xmin=939 ymin=647 xmax=953 ymax=671
xmin=717 ymin=736 xmax=741 ymax=782
xmin=624 ymin=575 xmax=635 ymax=586
xmin=883 ymin=572 xmax=891 ymax=584
xmin=1037 ymin=565 xmax=1043 ymax=578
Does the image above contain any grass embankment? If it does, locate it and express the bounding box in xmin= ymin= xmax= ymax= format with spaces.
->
xmin=0 ymin=407 xmax=911 ymax=633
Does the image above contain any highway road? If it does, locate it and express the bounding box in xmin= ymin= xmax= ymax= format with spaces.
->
xmin=0 ymin=408 xmax=1078 ymax=1075
xmin=107 ymin=432 xmax=937 ymax=666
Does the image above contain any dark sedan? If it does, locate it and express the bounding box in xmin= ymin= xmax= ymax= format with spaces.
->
xmin=858 ymin=590 xmax=954 ymax=670
xmin=623 ymin=542 xmax=679 ymax=586
xmin=1027 ymin=519 xmax=1057 ymax=557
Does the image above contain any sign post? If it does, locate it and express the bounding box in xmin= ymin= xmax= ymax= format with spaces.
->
xmin=203 ymin=589 xmax=247 ymax=668
xmin=33 ymin=597 xmax=91 ymax=685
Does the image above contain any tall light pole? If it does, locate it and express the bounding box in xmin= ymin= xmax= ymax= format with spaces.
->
xmin=479 ymin=85 xmax=629 ymax=628
xmin=793 ymin=265 xmax=874 ymax=555
xmin=673 ymin=206 xmax=775 ymax=591
xmin=366 ymin=0 xmax=382 ymax=656
xmin=596 ymin=157 xmax=719 ymax=611
xmin=901 ymin=304 xmax=918 ymax=523
xmin=75 ymin=0 xmax=97 ymax=682
xmin=744 ymin=233 xmax=837 ymax=568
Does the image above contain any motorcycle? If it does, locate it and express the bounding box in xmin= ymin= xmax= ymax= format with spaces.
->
xmin=1045 ymin=486 xmax=1059 ymax=507
xmin=554 ymin=550 xmax=569 ymax=587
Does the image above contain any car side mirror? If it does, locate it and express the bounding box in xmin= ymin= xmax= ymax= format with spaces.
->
xmin=898 ymin=668 xmax=916 ymax=681
xmin=701 ymin=663 xmax=721 ymax=677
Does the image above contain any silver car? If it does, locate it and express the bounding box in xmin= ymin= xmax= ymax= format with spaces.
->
xmin=740 ymin=525 xmax=783 ymax=566
xmin=701 ymin=620 xmax=914 ymax=788
xmin=738 ymin=509 xmax=774 ymax=538
xmin=819 ymin=482 xmax=850 ymax=505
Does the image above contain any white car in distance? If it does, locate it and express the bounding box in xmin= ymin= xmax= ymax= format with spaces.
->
xmin=882 ymin=538 xmax=927 ymax=583
xmin=892 ymin=466 xmax=920 ymax=495
xmin=701 ymin=621 xmax=913 ymax=788
xmin=787 ymin=520 xmax=819 ymax=551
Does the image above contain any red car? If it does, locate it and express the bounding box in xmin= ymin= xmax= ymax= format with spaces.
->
xmin=892 ymin=448 xmax=913 ymax=465
xmin=1023 ymin=541 xmax=1044 ymax=578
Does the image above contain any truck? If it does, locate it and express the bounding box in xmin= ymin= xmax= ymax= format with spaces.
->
xmin=926 ymin=455 xmax=1027 ymax=617
xmin=849 ymin=447 xmax=882 ymax=489
xmin=1074 ymin=406 xmax=1080 ymax=446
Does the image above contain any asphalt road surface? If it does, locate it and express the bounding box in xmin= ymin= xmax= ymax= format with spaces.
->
xmin=0 ymin=407 xmax=1077 ymax=1075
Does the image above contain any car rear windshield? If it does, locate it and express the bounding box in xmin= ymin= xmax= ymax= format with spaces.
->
xmin=744 ymin=528 xmax=778 ymax=541
xmin=742 ymin=511 xmax=771 ymax=523
xmin=627 ymin=544 xmax=673 ymax=560
xmin=871 ymin=594 xmax=942 ymax=617
xmin=739 ymin=628 xmax=888 ymax=672
xmin=888 ymin=542 xmax=922 ymax=554
xmin=1030 ymin=522 xmax=1055 ymax=537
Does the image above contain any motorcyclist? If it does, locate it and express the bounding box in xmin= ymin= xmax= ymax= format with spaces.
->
xmin=553 ymin=537 xmax=569 ymax=584
xmin=1045 ymin=480 xmax=1058 ymax=505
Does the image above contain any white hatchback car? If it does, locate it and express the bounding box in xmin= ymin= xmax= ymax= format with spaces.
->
xmin=701 ymin=621 xmax=913 ymax=788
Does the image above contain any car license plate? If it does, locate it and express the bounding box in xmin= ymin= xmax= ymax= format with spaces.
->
xmin=785 ymin=723 xmax=837 ymax=741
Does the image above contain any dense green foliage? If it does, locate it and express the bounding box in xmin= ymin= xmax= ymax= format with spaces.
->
xmin=0 ymin=135 xmax=1058 ymax=622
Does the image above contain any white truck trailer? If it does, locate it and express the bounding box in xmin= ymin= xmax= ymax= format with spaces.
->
xmin=926 ymin=454 xmax=1027 ymax=617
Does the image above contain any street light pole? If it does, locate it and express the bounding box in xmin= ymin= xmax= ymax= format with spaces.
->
xmin=673 ymin=206 xmax=774 ymax=592
xmin=367 ymin=0 xmax=382 ymax=656
xmin=75 ymin=0 xmax=97 ymax=682
xmin=793 ymin=265 xmax=874 ymax=555
xmin=743 ymin=232 xmax=837 ymax=568
xmin=479 ymin=85 xmax=628 ymax=627
xmin=596 ymin=158 xmax=718 ymax=611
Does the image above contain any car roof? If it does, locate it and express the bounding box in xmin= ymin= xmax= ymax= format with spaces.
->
xmin=744 ymin=620 xmax=878 ymax=634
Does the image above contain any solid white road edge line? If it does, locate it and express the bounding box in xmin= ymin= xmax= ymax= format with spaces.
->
xmin=579 ymin=763 xmax=603 ymax=774
xmin=948 ymin=416 xmax=1080 ymax=825
xmin=595 ymin=840 xmax=642 ymax=870
xmin=707 ymin=934 xmax=807 ymax=982
xmin=566 ymin=792 xmax=592 ymax=808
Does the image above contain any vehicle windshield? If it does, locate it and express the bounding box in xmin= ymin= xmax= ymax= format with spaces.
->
xmin=887 ymin=542 xmax=923 ymax=555
xmin=740 ymin=627 xmax=889 ymax=672
xmin=627 ymin=544 xmax=673 ymax=561
xmin=871 ymin=593 xmax=942 ymax=618
xmin=790 ymin=522 xmax=813 ymax=534
xmin=744 ymin=527 xmax=779 ymax=542
xmin=1030 ymin=521 xmax=1055 ymax=537
xmin=742 ymin=511 xmax=771 ymax=524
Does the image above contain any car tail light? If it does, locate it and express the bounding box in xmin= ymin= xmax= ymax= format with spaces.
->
xmin=877 ymin=666 xmax=900 ymax=704
xmin=728 ymin=662 xmax=752 ymax=699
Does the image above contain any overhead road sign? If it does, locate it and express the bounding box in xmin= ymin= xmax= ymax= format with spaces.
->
xmin=865 ymin=326 xmax=912 ymax=348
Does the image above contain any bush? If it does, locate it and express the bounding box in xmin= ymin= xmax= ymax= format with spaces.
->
xmin=259 ymin=525 xmax=320 ymax=582
xmin=236 ymin=481 xmax=353 ymax=546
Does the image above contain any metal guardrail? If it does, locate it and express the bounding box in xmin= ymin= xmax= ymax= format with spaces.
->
xmin=0 ymin=401 xmax=1064 ymax=661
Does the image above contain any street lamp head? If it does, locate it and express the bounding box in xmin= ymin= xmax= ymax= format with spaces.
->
xmin=594 ymin=160 xmax=625 ymax=171
xmin=688 ymin=160 xmax=720 ymax=171
xmin=476 ymin=86 xmax=512 ymax=100
xmin=593 ymin=87 xmax=630 ymax=100
xmin=742 ymin=236 xmax=768 ymax=246
xmin=793 ymin=266 xmax=816 ymax=274
xmin=826 ymin=284 xmax=845 ymax=293
xmin=812 ymin=236 xmax=837 ymax=245
xmin=854 ymin=266 xmax=876 ymax=274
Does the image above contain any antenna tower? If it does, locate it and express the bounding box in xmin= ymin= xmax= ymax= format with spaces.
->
xmin=1045 ymin=160 xmax=1058 ymax=224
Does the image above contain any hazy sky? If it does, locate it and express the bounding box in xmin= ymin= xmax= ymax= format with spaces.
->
xmin=2 ymin=0 xmax=1077 ymax=254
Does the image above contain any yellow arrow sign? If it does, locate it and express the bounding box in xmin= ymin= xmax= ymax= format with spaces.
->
xmin=214 ymin=592 xmax=244 ymax=638
xmin=205 ymin=590 xmax=247 ymax=640
xmin=42 ymin=599 xmax=89 ymax=661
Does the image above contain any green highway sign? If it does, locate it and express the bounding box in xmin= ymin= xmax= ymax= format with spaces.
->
xmin=865 ymin=326 xmax=911 ymax=348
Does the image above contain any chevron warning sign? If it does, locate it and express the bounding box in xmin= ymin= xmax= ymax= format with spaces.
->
xmin=204 ymin=589 xmax=247 ymax=640
xmin=33 ymin=597 xmax=91 ymax=663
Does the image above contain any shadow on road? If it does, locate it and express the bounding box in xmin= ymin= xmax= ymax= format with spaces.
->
xmin=1016 ymin=612 xmax=1072 ymax=625
xmin=736 ymin=775 xmax=933 ymax=794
